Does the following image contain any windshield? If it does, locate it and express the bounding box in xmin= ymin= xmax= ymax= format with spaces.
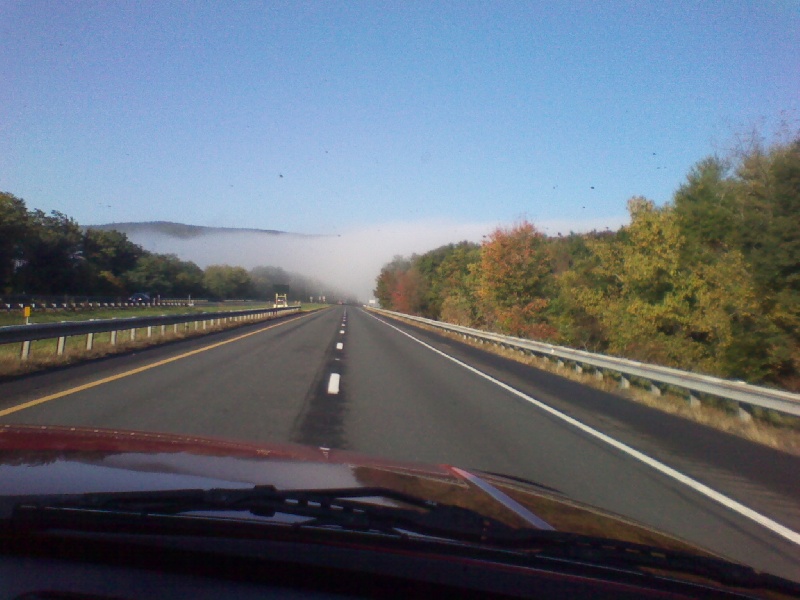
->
xmin=1 ymin=0 xmax=798 ymax=587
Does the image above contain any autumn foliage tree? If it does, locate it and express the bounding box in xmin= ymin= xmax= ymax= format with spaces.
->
xmin=476 ymin=223 xmax=556 ymax=339
xmin=374 ymin=135 xmax=800 ymax=390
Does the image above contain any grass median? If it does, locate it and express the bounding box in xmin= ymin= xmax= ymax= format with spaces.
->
xmin=0 ymin=303 xmax=288 ymax=327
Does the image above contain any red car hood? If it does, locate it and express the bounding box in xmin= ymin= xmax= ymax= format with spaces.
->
xmin=0 ymin=423 xmax=715 ymax=557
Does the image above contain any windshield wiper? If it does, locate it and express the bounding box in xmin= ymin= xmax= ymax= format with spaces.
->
xmin=4 ymin=485 xmax=799 ymax=595
xmin=2 ymin=485 xmax=518 ymax=543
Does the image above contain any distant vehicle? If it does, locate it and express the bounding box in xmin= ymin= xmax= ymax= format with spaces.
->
xmin=275 ymin=293 xmax=288 ymax=307
xmin=128 ymin=292 xmax=151 ymax=303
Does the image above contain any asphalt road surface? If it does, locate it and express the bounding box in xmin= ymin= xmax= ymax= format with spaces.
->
xmin=1 ymin=306 xmax=798 ymax=580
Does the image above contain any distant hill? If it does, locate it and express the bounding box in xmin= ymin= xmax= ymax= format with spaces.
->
xmin=87 ymin=221 xmax=310 ymax=239
xmin=83 ymin=219 xmax=492 ymax=301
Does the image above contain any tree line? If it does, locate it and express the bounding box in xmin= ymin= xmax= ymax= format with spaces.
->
xmin=0 ymin=192 xmax=344 ymax=302
xmin=375 ymin=138 xmax=800 ymax=391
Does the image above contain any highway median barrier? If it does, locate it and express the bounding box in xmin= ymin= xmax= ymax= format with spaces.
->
xmin=0 ymin=306 xmax=303 ymax=377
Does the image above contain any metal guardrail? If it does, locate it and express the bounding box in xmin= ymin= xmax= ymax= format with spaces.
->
xmin=0 ymin=306 xmax=301 ymax=360
xmin=371 ymin=308 xmax=800 ymax=419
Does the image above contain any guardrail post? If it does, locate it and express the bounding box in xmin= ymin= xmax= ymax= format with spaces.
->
xmin=574 ymin=363 xmax=583 ymax=374
xmin=687 ymin=392 xmax=701 ymax=408
xmin=110 ymin=330 xmax=117 ymax=345
xmin=86 ymin=332 xmax=94 ymax=351
xmin=738 ymin=404 xmax=753 ymax=422
xmin=619 ymin=376 xmax=630 ymax=389
xmin=649 ymin=383 xmax=662 ymax=396
xmin=147 ymin=326 xmax=152 ymax=338
xmin=594 ymin=369 xmax=604 ymax=381
xmin=173 ymin=324 xmax=178 ymax=334
xmin=57 ymin=336 xmax=66 ymax=356
xmin=161 ymin=324 xmax=166 ymax=335
xmin=556 ymin=359 xmax=564 ymax=370
xmin=20 ymin=340 xmax=31 ymax=360
xmin=130 ymin=328 xmax=136 ymax=341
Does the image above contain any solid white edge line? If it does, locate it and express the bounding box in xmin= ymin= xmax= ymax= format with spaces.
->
xmin=365 ymin=310 xmax=800 ymax=547
xmin=327 ymin=373 xmax=341 ymax=395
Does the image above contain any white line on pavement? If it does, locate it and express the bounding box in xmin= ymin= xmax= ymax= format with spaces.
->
xmin=366 ymin=311 xmax=800 ymax=547
xmin=327 ymin=373 xmax=341 ymax=394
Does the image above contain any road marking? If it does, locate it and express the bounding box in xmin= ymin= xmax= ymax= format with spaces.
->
xmin=339 ymin=329 xmax=345 ymax=334
xmin=0 ymin=313 xmax=313 ymax=419
xmin=336 ymin=342 xmax=344 ymax=350
xmin=327 ymin=373 xmax=341 ymax=394
xmin=367 ymin=311 xmax=800 ymax=547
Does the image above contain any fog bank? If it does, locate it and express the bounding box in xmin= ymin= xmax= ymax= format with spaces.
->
xmin=119 ymin=216 xmax=627 ymax=301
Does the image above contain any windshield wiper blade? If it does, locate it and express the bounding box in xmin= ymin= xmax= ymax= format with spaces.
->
xmin=6 ymin=486 xmax=799 ymax=594
xmin=4 ymin=485 xmax=519 ymax=543
xmin=516 ymin=531 xmax=800 ymax=592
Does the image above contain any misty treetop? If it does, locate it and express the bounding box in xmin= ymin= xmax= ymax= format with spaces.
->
xmin=374 ymin=138 xmax=800 ymax=391
xmin=0 ymin=191 xmax=347 ymax=302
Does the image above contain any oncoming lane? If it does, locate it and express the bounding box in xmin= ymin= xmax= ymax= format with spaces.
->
xmin=0 ymin=308 xmax=345 ymax=444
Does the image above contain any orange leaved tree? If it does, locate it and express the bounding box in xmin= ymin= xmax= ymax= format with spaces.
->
xmin=477 ymin=221 xmax=556 ymax=339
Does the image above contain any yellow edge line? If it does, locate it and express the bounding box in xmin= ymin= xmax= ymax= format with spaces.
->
xmin=0 ymin=312 xmax=313 ymax=418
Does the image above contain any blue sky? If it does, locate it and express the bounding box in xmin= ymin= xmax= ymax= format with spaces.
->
xmin=1 ymin=1 xmax=798 ymax=236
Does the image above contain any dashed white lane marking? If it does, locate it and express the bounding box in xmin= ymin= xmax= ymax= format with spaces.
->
xmin=336 ymin=342 xmax=344 ymax=350
xmin=327 ymin=373 xmax=341 ymax=395
xmin=339 ymin=329 xmax=345 ymax=334
xmin=366 ymin=311 xmax=800 ymax=547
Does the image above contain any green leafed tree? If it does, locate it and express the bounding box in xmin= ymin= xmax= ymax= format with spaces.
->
xmin=80 ymin=228 xmax=145 ymax=295
xmin=434 ymin=242 xmax=481 ymax=326
xmin=15 ymin=210 xmax=84 ymax=295
xmin=203 ymin=264 xmax=253 ymax=299
xmin=0 ymin=192 xmax=31 ymax=294
xmin=125 ymin=254 xmax=205 ymax=298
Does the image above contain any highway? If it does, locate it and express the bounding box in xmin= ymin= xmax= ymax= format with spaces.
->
xmin=1 ymin=306 xmax=798 ymax=580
